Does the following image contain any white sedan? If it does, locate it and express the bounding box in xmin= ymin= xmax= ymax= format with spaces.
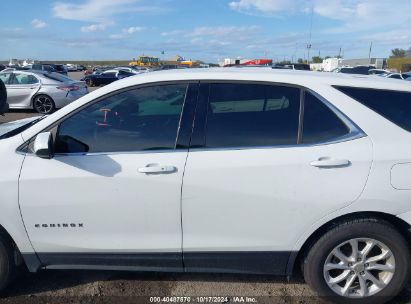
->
xmin=0 ymin=68 xmax=411 ymax=303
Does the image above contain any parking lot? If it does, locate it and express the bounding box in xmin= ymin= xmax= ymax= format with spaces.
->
xmin=1 ymin=71 xmax=411 ymax=304
xmin=0 ymin=72 xmax=411 ymax=304
xmin=0 ymin=72 xmax=99 ymax=124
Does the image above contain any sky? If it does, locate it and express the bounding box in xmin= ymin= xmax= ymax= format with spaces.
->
xmin=0 ymin=0 xmax=410 ymax=63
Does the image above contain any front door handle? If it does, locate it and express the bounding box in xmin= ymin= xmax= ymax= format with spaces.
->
xmin=310 ymin=157 xmax=350 ymax=168
xmin=138 ymin=164 xmax=177 ymax=174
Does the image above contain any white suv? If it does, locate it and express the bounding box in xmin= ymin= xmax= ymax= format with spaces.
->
xmin=0 ymin=68 xmax=411 ymax=303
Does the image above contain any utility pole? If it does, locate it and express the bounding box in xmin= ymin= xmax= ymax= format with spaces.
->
xmin=368 ymin=42 xmax=373 ymax=59
xmin=306 ymin=6 xmax=314 ymax=63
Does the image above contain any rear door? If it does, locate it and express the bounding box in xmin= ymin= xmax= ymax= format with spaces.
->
xmin=182 ymin=82 xmax=372 ymax=275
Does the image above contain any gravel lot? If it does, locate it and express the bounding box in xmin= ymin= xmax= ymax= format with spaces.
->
xmin=1 ymin=72 xmax=411 ymax=304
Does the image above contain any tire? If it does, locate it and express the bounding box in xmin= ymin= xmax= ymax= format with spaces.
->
xmin=86 ymin=79 xmax=94 ymax=87
xmin=303 ymin=218 xmax=410 ymax=304
xmin=33 ymin=94 xmax=55 ymax=114
xmin=0 ymin=233 xmax=17 ymax=296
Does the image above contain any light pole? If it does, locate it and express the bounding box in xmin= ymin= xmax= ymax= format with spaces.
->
xmin=307 ymin=6 xmax=314 ymax=63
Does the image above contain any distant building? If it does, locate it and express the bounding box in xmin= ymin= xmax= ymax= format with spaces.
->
xmin=405 ymin=49 xmax=411 ymax=58
xmin=320 ymin=57 xmax=387 ymax=71
xmin=219 ymin=58 xmax=272 ymax=67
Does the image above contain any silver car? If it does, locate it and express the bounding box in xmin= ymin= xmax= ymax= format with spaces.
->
xmin=0 ymin=71 xmax=88 ymax=114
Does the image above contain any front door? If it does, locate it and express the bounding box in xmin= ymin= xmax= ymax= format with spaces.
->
xmin=19 ymin=82 xmax=194 ymax=270
xmin=182 ymin=83 xmax=372 ymax=275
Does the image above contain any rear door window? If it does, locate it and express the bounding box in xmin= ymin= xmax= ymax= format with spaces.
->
xmin=335 ymin=86 xmax=411 ymax=132
xmin=10 ymin=73 xmax=39 ymax=85
xmin=204 ymin=83 xmax=301 ymax=148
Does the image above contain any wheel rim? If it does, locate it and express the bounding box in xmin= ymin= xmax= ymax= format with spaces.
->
xmin=323 ymin=238 xmax=395 ymax=298
xmin=34 ymin=96 xmax=53 ymax=114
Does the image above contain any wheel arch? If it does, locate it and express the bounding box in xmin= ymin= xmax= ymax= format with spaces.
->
xmin=0 ymin=223 xmax=41 ymax=272
xmin=31 ymin=93 xmax=55 ymax=108
xmin=287 ymin=211 xmax=411 ymax=277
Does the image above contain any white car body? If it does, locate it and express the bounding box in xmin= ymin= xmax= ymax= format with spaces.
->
xmin=0 ymin=68 xmax=411 ymax=284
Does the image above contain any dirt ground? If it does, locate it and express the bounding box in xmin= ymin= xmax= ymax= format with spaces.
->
xmin=1 ymin=72 xmax=411 ymax=304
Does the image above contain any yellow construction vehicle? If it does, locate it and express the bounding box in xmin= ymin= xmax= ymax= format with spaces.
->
xmin=129 ymin=56 xmax=160 ymax=67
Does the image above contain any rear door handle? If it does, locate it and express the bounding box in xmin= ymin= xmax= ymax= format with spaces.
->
xmin=138 ymin=164 xmax=177 ymax=174
xmin=310 ymin=157 xmax=350 ymax=168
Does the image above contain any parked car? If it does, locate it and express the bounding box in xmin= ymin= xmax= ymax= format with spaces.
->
xmin=1 ymin=66 xmax=31 ymax=73
xmin=368 ymin=69 xmax=389 ymax=75
xmin=49 ymin=64 xmax=68 ymax=75
xmin=0 ymin=70 xmax=88 ymax=114
xmin=77 ymin=65 xmax=87 ymax=71
xmin=401 ymin=72 xmax=411 ymax=80
xmin=386 ymin=73 xmax=405 ymax=80
xmin=336 ymin=65 xmax=374 ymax=75
xmin=81 ymin=69 xmax=136 ymax=87
xmin=31 ymin=64 xmax=56 ymax=73
xmin=377 ymin=73 xmax=411 ymax=80
xmin=113 ymin=66 xmax=141 ymax=73
xmin=1 ymin=69 xmax=411 ymax=303
xmin=65 ymin=64 xmax=78 ymax=72
xmin=272 ymin=63 xmax=311 ymax=71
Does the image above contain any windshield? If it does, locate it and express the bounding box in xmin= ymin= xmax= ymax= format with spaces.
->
xmin=0 ymin=116 xmax=44 ymax=139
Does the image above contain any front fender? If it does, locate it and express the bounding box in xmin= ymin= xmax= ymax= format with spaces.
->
xmin=0 ymin=135 xmax=41 ymax=271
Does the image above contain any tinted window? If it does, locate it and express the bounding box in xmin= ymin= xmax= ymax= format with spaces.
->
xmin=302 ymin=92 xmax=349 ymax=144
xmin=335 ymin=86 xmax=411 ymax=132
xmin=55 ymin=84 xmax=187 ymax=153
xmin=205 ymin=83 xmax=301 ymax=148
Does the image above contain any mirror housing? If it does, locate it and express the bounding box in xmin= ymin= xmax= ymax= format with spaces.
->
xmin=33 ymin=132 xmax=54 ymax=159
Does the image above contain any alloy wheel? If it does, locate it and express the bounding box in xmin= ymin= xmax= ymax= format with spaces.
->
xmin=34 ymin=96 xmax=54 ymax=114
xmin=323 ymin=238 xmax=395 ymax=298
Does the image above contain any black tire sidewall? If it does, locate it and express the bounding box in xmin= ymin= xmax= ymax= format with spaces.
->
xmin=304 ymin=220 xmax=410 ymax=304
xmin=33 ymin=95 xmax=55 ymax=114
xmin=0 ymin=235 xmax=15 ymax=294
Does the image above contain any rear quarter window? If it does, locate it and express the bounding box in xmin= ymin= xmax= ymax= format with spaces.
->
xmin=335 ymin=86 xmax=411 ymax=132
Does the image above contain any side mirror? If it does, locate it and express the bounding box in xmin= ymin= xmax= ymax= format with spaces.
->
xmin=33 ymin=132 xmax=54 ymax=159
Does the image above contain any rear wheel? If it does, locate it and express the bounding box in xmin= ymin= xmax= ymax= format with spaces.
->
xmin=303 ymin=218 xmax=410 ymax=304
xmin=33 ymin=94 xmax=55 ymax=114
xmin=86 ymin=79 xmax=94 ymax=87
xmin=0 ymin=233 xmax=17 ymax=295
